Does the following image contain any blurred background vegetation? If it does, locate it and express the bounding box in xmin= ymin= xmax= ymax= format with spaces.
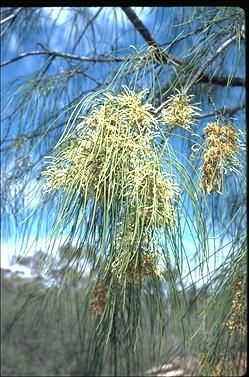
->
xmin=1 ymin=243 xmax=246 ymax=375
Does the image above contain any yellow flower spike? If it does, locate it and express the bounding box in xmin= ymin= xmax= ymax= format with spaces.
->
xmin=161 ymin=89 xmax=200 ymax=129
xmin=42 ymin=85 xmax=180 ymax=233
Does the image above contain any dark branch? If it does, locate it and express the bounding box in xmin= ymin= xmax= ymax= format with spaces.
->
xmin=200 ymin=104 xmax=245 ymax=119
xmin=184 ymin=34 xmax=240 ymax=94
xmin=121 ymin=7 xmax=182 ymax=66
xmin=199 ymin=75 xmax=245 ymax=87
xmin=0 ymin=7 xmax=24 ymax=37
xmin=121 ymin=7 xmax=245 ymax=95
xmin=0 ymin=7 xmax=23 ymax=25
xmin=1 ymin=50 xmax=125 ymax=68
xmin=121 ymin=7 xmax=158 ymax=47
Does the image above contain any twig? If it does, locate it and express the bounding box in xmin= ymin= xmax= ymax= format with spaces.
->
xmin=121 ymin=7 xmax=182 ymax=66
xmin=183 ymin=34 xmax=239 ymax=94
xmin=0 ymin=7 xmax=24 ymax=37
xmin=1 ymin=50 xmax=125 ymax=68
xmin=72 ymin=8 xmax=102 ymax=53
xmin=122 ymin=7 xmax=245 ymax=114
xmin=155 ymin=34 xmax=243 ymax=114
xmin=0 ymin=7 xmax=23 ymax=25
xmin=200 ymin=104 xmax=245 ymax=119
xmin=198 ymin=75 xmax=245 ymax=87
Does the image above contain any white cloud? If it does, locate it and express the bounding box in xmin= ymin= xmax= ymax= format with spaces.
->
xmin=1 ymin=232 xmax=92 ymax=280
xmin=9 ymin=264 xmax=33 ymax=278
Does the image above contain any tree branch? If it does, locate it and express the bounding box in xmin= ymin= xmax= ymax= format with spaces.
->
xmin=198 ymin=75 xmax=245 ymax=87
xmin=122 ymin=7 xmax=245 ymax=95
xmin=183 ymin=34 xmax=239 ymax=94
xmin=121 ymin=7 xmax=182 ymax=66
xmin=0 ymin=7 xmax=23 ymax=25
xmin=121 ymin=7 xmax=158 ymax=46
xmin=1 ymin=7 xmax=24 ymax=37
xmin=1 ymin=50 xmax=125 ymax=68
xmin=72 ymin=8 xmax=102 ymax=54
xmin=200 ymin=103 xmax=245 ymax=119
xmin=155 ymin=33 xmax=244 ymax=114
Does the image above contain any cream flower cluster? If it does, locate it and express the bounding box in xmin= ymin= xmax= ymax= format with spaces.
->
xmin=111 ymin=249 xmax=162 ymax=283
xmin=201 ymin=122 xmax=238 ymax=194
xmin=42 ymin=87 xmax=182 ymax=286
xmin=161 ymin=89 xmax=200 ymax=129
xmin=42 ymin=87 xmax=179 ymax=228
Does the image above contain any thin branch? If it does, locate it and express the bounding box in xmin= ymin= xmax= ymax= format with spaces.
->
xmin=72 ymin=8 xmax=102 ymax=54
xmin=0 ymin=7 xmax=24 ymax=38
xmin=121 ymin=7 xmax=182 ymax=66
xmin=198 ymin=75 xmax=245 ymax=87
xmin=0 ymin=7 xmax=23 ymax=25
xmin=122 ymin=7 xmax=245 ymax=96
xmin=200 ymin=103 xmax=245 ymax=119
xmin=155 ymin=34 xmax=243 ymax=114
xmin=1 ymin=50 xmax=125 ymax=68
xmin=183 ymin=34 xmax=239 ymax=94
xmin=0 ymin=82 xmax=104 ymax=151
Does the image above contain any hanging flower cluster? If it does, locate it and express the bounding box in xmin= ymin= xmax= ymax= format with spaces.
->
xmin=111 ymin=222 xmax=163 ymax=283
xmin=161 ymin=89 xmax=200 ymax=129
xmin=226 ymin=275 xmax=246 ymax=337
xmin=200 ymin=122 xmax=238 ymax=194
xmin=42 ymin=86 xmax=181 ymax=298
xmin=42 ymin=87 xmax=180 ymax=226
xmin=111 ymin=250 xmax=162 ymax=283
xmin=130 ymin=164 xmax=179 ymax=228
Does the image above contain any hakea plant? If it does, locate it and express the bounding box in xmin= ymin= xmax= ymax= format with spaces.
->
xmin=42 ymin=86 xmax=181 ymax=216
xmin=41 ymin=86 xmax=181 ymax=299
